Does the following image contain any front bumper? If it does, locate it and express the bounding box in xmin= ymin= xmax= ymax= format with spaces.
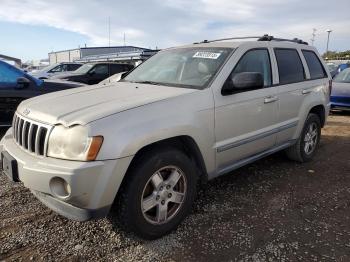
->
xmin=0 ymin=128 xmax=133 ymax=221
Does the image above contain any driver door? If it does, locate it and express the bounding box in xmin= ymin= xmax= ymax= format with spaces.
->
xmin=213 ymin=47 xmax=279 ymax=173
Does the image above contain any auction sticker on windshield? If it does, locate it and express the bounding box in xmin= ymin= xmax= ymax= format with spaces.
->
xmin=193 ymin=52 xmax=221 ymax=59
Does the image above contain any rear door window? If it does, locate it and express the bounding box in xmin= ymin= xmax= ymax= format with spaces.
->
xmin=302 ymin=50 xmax=327 ymax=79
xmin=92 ymin=64 xmax=109 ymax=74
xmin=110 ymin=64 xmax=125 ymax=74
xmin=68 ymin=64 xmax=82 ymax=71
xmin=275 ymin=49 xmax=305 ymax=84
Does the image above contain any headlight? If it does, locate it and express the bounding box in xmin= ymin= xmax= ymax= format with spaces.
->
xmin=47 ymin=125 xmax=103 ymax=161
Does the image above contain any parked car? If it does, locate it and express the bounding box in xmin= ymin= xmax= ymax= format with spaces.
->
xmin=337 ymin=63 xmax=350 ymax=73
xmin=99 ymin=71 xmax=127 ymax=85
xmin=0 ymin=36 xmax=331 ymax=239
xmin=326 ymin=63 xmax=338 ymax=78
xmin=30 ymin=62 xmax=83 ymax=79
xmin=52 ymin=63 xmax=134 ymax=85
xmin=331 ymin=67 xmax=350 ymax=110
xmin=0 ymin=60 xmax=85 ymax=127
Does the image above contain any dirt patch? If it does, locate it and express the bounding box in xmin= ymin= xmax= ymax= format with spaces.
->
xmin=0 ymin=113 xmax=350 ymax=261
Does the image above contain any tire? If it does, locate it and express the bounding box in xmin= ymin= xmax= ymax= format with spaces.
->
xmin=116 ymin=148 xmax=198 ymax=239
xmin=286 ymin=113 xmax=321 ymax=162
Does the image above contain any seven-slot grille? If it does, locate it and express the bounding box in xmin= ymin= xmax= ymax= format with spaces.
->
xmin=12 ymin=113 xmax=52 ymax=156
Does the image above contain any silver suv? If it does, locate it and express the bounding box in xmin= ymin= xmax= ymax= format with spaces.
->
xmin=0 ymin=35 xmax=331 ymax=239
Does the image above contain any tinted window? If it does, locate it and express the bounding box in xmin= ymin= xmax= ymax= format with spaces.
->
xmin=110 ymin=64 xmax=123 ymax=74
xmin=49 ymin=65 xmax=63 ymax=73
xmin=92 ymin=64 xmax=108 ymax=74
xmin=68 ymin=64 xmax=81 ymax=71
xmin=275 ymin=49 xmax=305 ymax=84
xmin=302 ymin=50 xmax=327 ymax=79
xmin=231 ymin=49 xmax=272 ymax=87
xmin=0 ymin=62 xmax=23 ymax=84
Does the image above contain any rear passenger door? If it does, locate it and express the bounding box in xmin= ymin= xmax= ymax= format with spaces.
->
xmin=273 ymin=48 xmax=307 ymax=144
xmin=214 ymin=47 xmax=278 ymax=172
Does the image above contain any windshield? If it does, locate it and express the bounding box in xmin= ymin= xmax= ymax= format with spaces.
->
xmin=334 ymin=68 xmax=350 ymax=83
xmin=123 ymin=47 xmax=233 ymax=89
xmin=36 ymin=63 xmax=59 ymax=73
xmin=74 ymin=64 xmax=94 ymax=74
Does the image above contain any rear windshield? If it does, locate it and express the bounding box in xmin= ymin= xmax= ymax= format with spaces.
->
xmin=334 ymin=68 xmax=350 ymax=83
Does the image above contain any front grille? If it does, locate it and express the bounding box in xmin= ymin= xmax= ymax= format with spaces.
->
xmin=12 ymin=113 xmax=52 ymax=156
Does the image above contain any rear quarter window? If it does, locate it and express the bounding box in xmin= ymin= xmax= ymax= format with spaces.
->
xmin=302 ymin=50 xmax=327 ymax=79
xmin=275 ymin=48 xmax=305 ymax=85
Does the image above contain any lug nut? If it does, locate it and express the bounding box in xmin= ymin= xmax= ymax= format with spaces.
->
xmin=168 ymin=193 xmax=172 ymax=198
xmin=156 ymin=195 xmax=160 ymax=201
xmin=160 ymin=186 xmax=163 ymax=191
xmin=166 ymin=185 xmax=171 ymax=190
xmin=161 ymin=200 xmax=165 ymax=205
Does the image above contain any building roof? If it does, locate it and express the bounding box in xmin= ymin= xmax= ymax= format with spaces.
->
xmin=49 ymin=45 xmax=151 ymax=54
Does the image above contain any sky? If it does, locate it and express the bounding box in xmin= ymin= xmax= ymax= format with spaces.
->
xmin=0 ymin=0 xmax=349 ymax=61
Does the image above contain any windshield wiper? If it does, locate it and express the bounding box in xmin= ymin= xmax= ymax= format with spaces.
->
xmin=133 ymin=80 xmax=162 ymax=85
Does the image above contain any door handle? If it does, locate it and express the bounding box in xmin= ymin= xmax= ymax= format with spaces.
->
xmin=302 ymin=89 xmax=312 ymax=95
xmin=264 ymin=96 xmax=278 ymax=104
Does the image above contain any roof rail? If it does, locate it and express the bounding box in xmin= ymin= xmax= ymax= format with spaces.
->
xmin=258 ymin=34 xmax=308 ymax=45
xmin=194 ymin=36 xmax=263 ymax=44
xmin=194 ymin=34 xmax=308 ymax=45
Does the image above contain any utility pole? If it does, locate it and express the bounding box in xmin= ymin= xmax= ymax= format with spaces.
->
xmin=325 ymin=29 xmax=332 ymax=59
xmin=108 ymin=16 xmax=111 ymax=47
xmin=123 ymin=33 xmax=126 ymax=46
xmin=311 ymin=28 xmax=317 ymax=46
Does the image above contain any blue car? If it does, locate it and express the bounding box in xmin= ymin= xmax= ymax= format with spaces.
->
xmin=331 ymin=68 xmax=350 ymax=111
xmin=0 ymin=61 xmax=85 ymax=127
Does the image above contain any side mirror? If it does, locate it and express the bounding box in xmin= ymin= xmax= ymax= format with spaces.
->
xmin=88 ymin=71 xmax=95 ymax=76
xmin=16 ymin=77 xmax=31 ymax=89
xmin=222 ymin=72 xmax=264 ymax=95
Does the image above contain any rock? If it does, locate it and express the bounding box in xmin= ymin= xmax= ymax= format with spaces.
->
xmin=74 ymin=244 xmax=84 ymax=251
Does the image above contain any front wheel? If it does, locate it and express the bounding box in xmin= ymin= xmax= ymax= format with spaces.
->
xmin=286 ymin=113 xmax=321 ymax=162
xmin=116 ymin=148 xmax=197 ymax=239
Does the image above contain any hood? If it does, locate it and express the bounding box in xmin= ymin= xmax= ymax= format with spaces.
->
xmin=331 ymin=82 xmax=350 ymax=97
xmin=41 ymin=79 xmax=85 ymax=88
xmin=17 ymin=82 xmax=197 ymax=126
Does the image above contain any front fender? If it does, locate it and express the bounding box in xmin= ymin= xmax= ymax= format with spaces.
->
xmin=88 ymin=89 xmax=216 ymax=175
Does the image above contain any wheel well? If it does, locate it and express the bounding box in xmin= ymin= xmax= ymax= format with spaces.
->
xmin=124 ymin=136 xmax=208 ymax=185
xmin=309 ymin=105 xmax=326 ymax=127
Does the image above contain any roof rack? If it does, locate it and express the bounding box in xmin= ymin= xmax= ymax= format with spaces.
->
xmin=194 ymin=34 xmax=308 ymax=45
xmin=258 ymin=34 xmax=308 ymax=45
xmin=194 ymin=36 xmax=262 ymax=44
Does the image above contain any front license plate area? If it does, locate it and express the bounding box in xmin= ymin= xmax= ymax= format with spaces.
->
xmin=1 ymin=151 xmax=19 ymax=182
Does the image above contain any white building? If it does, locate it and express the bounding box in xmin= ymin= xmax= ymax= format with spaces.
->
xmin=48 ymin=46 xmax=157 ymax=65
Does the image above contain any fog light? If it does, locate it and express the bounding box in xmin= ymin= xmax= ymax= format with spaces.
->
xmin=49 ymin=177 xmax=71 ymax=198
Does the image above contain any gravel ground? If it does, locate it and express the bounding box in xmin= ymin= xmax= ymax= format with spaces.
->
xmin=0 ymin=113 xmax=350 ymax=262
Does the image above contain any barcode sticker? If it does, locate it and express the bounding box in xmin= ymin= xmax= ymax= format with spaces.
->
xmin=193 ymin=52 xmax=221 ymax=59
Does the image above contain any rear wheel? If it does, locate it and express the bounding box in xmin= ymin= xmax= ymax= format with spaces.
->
xmin=116 ymin=148 xmax=197 ymax=239
xmin=286 ymin=113 xmax=321 ymax=162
